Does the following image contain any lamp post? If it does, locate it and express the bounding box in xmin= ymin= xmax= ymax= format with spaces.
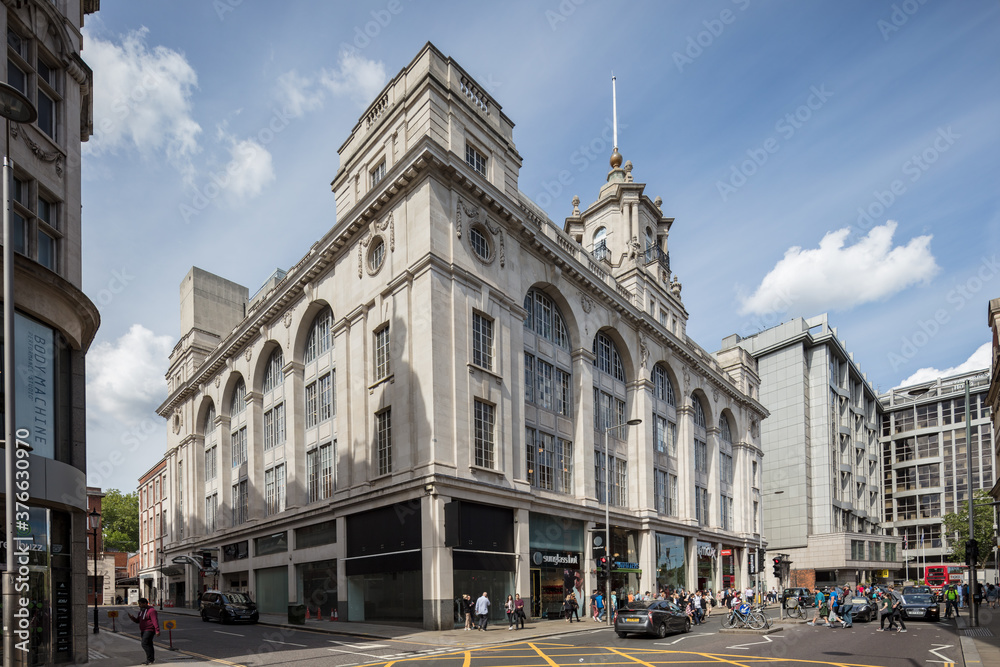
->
xmin=158 ymin=548 xmax=164 ymax=611
xmin=2 ymin=80 xmax=37 ymax=667
xmin=89 ymin=508 xmax=101 ymax=634
xmin=603 ymin=417 xmax=641 ymax=626
xmin=965 ymin=380 xmax=978 ymax=627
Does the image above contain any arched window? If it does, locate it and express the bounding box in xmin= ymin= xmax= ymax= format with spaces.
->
xmin=230 ymin=379 xmax=246 ymax=416
xmin=719 ymin=415 xmax=732 ymax=445
xmin=652 ymin=364 xmax=676 ymax=406
xmin=593 ymin=332 xmax=624 ymax=382
xmin=594 ymin=226 xmax=606 ymax=247
xmin=593 ymin=227 xmax=608 ymax=261
xmin=204 ymin=404 xmax=216 ymax=436
xmin=693 ymin=397 xmax=706 ymax=429
xmin=305 ymin=307 xmax=333 ymax=364
xmin=523 ymin=288 xmax=568 ymax=349
xmin=262 ymin=348 xmax=284 ymax=394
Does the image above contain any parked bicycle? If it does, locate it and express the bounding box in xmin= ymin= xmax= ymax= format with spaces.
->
xmin=784 ymin=597 xmax=806 ymax=619
xmin=724 ymin=602 xmax=769 ymax=629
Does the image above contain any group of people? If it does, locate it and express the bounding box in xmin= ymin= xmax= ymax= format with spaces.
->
xmin=806 ymin=583 xmax=907 ymax=631
xmin=460 ymin=592 xmax=527 ymax=631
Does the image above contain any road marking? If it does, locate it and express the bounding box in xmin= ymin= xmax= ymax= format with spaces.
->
xmin=213 ymin=630 xmax=244 ymax=637
xmin=329 ymin=641 xmax=390 ymax=649
xmin=262 ymin=638 xmax=307 ymax=647
xmin=655 ymin=633 xmax=714 ymax=645
xmin=727 ymin=634 xmax=781 ymax=649
xmin=328 ymin=647 xmax=395 ymax=658
xmin=928 ymin=643 xmax=954 ymax=665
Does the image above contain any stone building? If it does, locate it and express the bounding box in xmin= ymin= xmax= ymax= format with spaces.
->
xmin=989 ymin=298 xmax=1000 ymax=516
xmin=720 ymin=315 xmax=899 ymax=589
xmin=880 ymin=369 xmax=994 ymax=582
xmin=1 ymin=1 xmax=100 ymax=663
xmin=155 ymin=43 xmax=767 ymax=629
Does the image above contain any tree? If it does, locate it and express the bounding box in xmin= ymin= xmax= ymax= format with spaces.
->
xmin=101 ymin=489 xmax=139 ymax=553
xmin=942 ymin=489 xmax=995 ymax=569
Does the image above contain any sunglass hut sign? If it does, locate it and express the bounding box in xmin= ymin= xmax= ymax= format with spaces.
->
xmin=532 ymin=551 xmax=580 ymax=567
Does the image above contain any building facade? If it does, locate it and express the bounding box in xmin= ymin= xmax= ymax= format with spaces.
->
xmin=720 ymin=315 xmax=898 ymax=589
xmin=136 ymin=458 xmax=174 ymax=606
xmin=155 ymin=43 xmax=767 ymax=630
xmin=1 ymin=1 xmax=100 ymax=664
xmin=882 ymin=369 xmax=995 ymax=579
xmin=989 ymin=299 xmax=1000 ymax=518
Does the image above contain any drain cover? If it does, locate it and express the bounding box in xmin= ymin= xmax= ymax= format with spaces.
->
xmin=962 ymin=628 xmax=994 ymax=637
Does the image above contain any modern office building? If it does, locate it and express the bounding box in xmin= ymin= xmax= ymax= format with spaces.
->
xmin=154 ymin=43 xmax=768 ymax=630
xmin=1 ymin=1 xmax=100 ymax=663
xmin=720 ymin=315 xmax=898 ymax=589
xmin=881 ymin=369 xmax=994 ymax=579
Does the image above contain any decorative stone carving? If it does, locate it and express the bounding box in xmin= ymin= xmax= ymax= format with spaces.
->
xmin=12 ymin=124 xmax=64 ymax=175
xmin=358 ymin=213 xmax=395 ymax=278
xmin=482 ymin=216 xmax=506 ymax=268
xmin=581 ymin=294 xmax=594 ymax=313
xmin=244 ymin=348 xmax=252 ymax=362
xmin=639 ymin=333 xmax=649 ymax=369
xmin=214 ymin=376 xmax=221 ymax=388
xmin=283 ymin=311 xmax=292 ymax=328
xmin=456 ymin=198 xmax=479 ymax=239
xmin=172 ymin=410 xmax=183 ymax=434
xmin=683 ymin=367 xmax=691 ymax=391
xmin=572 ymin=195 xmax=580 ymax=216
xmin=670 ymin=277 xmax=682 ymax=298
xmin=654 ymin=196 xmax=663 ymax=210
xmin=623 ymin=160 xmax=633 ymax=182
xmin=713 ymin=388 xmax=719 ymax=403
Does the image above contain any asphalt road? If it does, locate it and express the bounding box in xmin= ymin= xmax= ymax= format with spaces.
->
xmin=99 ymin=606 xmax=964 ymax=667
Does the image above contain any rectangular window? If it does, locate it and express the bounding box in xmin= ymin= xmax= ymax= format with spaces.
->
xmin=37 ymin=88 xmax=55 ymax=139
xmin=265 ymin=465 xmax=286 ymax=516
xmin=654 ymin=469 xmax=668 ymax=514
xmin=37 ymin=229 xmax=55 ymax=270
xmin=231 ymin=427 xmax=247 ymax=467
xmin=320 ymin=441 xmax=334 ymax=499
xmin=370 ymin=160 xmax=386 ymax=187
xmin=204 ymin=446 xmax=217 ymax=481
xmin=305 ymin=381 xmax=318 ymax=428
xmin=231 ymin=480 xmax=248 ymax=525
xmin=318 ymin=372 xmax=333 ymax=422
xmin=205 ymin=495 xmax=217 ymax=532
xmin=720 ymin=452 xmax=733 ymax=484
xmin=307 ymin=448 xmax=319 ymax=503
xmin=536 ymin=359 xmax=554 ymax=410
xmin=274 ymin=402 xmax=285 ymax=446
xmin=264 ymin=409 xmax=275 ymax=450
xmin=695 ymin=486 xmax=709 ymax=525
xmin=695 ymin=439 xmax=708 ymax=473
xmin=555 ymin=369 xmax=572 ymax=416
xmin=654 ymin=415 xmax=668 ymax=453
xmin=613 ymin=457 xmax=627 ymax=508
xmin=465 ymin=144 xmax=486 ymax=176
xmin=473 ymin=399 xmax=496 ymax=469
xmin=374 ymin=325 xmax=391 ymax=380
xmin=721 ymin=495 xmax=733 ymax=531
xmin=472 ymin=313 xmax=493 ymax=370
xmin=376 ymin=409 xmax=392 ymax=476
xmin=524 ymin=354 xmax=534 ymax=404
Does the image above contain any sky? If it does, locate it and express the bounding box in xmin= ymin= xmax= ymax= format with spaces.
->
xmin=80 ymin=1 xmax=1000 ymax=493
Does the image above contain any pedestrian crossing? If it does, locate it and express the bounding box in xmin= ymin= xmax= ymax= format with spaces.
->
xmin=88 ymin=648 xmax=109 ymax=660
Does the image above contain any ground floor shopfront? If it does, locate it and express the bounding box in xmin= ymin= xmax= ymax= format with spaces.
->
xmin=164 ymin=492 xmax=760 ymax=630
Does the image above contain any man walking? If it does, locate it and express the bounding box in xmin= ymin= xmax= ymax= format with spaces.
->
xmin=128 ymin=597 xmax=160 ymax=665
xmin=886 ymin=584 xmax=907 ymax=632
xmin=837 ymin=585 xmax=854 ymax=628
xmin=475 ymin=591 xmax=491 ymax=631
xmin=807 ymin=587 xmax=826 ymax=626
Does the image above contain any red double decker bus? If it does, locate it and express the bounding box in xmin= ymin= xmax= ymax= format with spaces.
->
xmin=925 ymin=564 xmax=968 ymax=597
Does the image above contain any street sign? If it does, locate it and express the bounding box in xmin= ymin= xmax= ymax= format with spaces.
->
xmin=163 ymin=620 xmax=176 ymax=630
xmin=106 ymin=611 xmax=118 ymax=618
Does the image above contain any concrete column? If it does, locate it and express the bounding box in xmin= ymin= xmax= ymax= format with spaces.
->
xmin=515 ymin=508 xmax=531 ymax=615
xmin=421 ymin=492 xmax=453 ymax=630
xmin=686 ymin=537 xmax=698 ymax=591
xmin=640 ymin=530 xmax=655 ymax=595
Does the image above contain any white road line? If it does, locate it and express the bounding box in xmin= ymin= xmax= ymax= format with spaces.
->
xmin=262 ymin=638 xmax=307 ymax=647
xmin=327 ymin=647 xmax=393 ymax=658
xmin=328 ymin=641 xmax=390 ymax=649
xmin=655 ymin=633 xmax=713 ymax=645
xmin=928 ymin=644 xmax=954 ymax=663
xmin=728 ymin=635 xmax=781 ymax=650
xmin=213 ymin=630 xmax=244 ymax=637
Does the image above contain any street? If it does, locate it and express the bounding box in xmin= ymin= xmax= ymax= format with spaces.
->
xmin=95 ymin=605 xmax=965 ymax=667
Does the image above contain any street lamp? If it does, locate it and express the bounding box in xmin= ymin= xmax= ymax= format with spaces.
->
xmin=964 ymin=380 xmax=977 ymax=627
xmin=2 ymin=80 xmax=37 ymax=667
xmin=602 ymin=417 xmax=641 ymax=626
xmin=89 ymin=508 xmax=101 ymax=634
xmin=158 ymin=548 xmax=164 ymax=611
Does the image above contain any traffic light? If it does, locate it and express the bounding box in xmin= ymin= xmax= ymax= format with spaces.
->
xmin=202 ymin=551 xmax=213 ymax=569
xmin=772 ymin=557 xmax=782 ymax=578
xmin=593 ymin=545 xmax=606 ymax=561
xmin=966 ymin=539 xmax=979 ymax=566
xmin=598 ymin=556 xmax=611 ymax=578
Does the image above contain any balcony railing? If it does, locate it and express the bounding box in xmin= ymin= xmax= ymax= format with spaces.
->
xmin=644 ymin=243 xmax=669 ymax=273
xmin=593 ymin=239 xmax=610 ymax=262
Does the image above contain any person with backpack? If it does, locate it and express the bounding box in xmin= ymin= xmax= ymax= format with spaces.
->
xmin=807 ymin=587 xmax=826 ymax=626
xmin=837 ymin=585 xmax=854 ymax=628
xmin=944 ymin=584 xmax=959 ymax=618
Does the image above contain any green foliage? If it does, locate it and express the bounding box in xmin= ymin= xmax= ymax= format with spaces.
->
xmin=942 ymin=489 xmax=995 ymax=569
xmin=101 ymin=489 xmax=139 ymax=553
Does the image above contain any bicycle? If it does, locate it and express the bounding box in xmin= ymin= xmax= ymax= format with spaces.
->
xmin=784 ymin=597 xmax=806 ymax=620
xmin=724 ymin=602 xmax=766 ymax=629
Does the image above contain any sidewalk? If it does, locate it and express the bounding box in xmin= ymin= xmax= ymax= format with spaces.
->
xmin=955 ymin=604 xmax=1000 ymax=667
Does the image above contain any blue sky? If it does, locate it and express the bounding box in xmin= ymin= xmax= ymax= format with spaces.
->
xmin=80 ymin=1 xmax=1000 ymax=492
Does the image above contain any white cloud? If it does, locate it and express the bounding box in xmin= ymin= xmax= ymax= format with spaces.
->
xmin=319 ymin=49 xmax=387 ymax=107
xmin=896 ymin=342 xmax=992 ymax=388
xmin=223 ymin=136 xmax=275 ymax=201
xmin=83 ymin=26 xmax=201 ymax=173
xmin=738 ymin=222 xmax=940 ymax=316
xmin=86 ymin=325 xmax=173 ymax=489
xmin=277 ymin=70 xmax=324 ymax=118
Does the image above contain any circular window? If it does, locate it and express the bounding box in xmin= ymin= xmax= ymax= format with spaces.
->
xmin=367 ymin=236 xmax=385 ymax=274
xmin=469 ymin=225 xmax=492 ymax=263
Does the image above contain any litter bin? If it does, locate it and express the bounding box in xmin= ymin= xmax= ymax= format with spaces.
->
xmin=288 ymin=604 xmax=306 ymax=625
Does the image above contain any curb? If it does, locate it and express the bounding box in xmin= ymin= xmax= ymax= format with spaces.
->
xmin=956 ymin=615 xmax=985 ymax=667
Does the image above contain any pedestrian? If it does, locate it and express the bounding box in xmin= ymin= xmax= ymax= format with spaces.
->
xmin=571 ymin=593 xmax=581 ymax=621
xmin=462 ymin=594 xmax=474 ymax=630
xmin=505 ymin=595 xmax=516 ymax=630
xmin=961 ymin=583 xmax=969 ymax=608
xmin=826 ymin=586 xmax=841 ymax=628
xmin=590 ymin=589 xmax=599 ymax=620
xmin=127 ymin=597 xmax=160 ymax=665
xmin=838 ymin=585 xmax=854 ymax=628
xmin=886 ymin=584 xmax=906 ymax=632
xmin=595 ymin=591 xmax=605 ymax=621
xmin=876 ymin=594 xmax=896 ymax=631
xmin=514 ymin=593 xmax=526 ymax=629
xmin=987 ymin=584 xmax=998 ymax=609
xmin=475 ymin=591 xmax=490 ymax=630
xmin=806 ymin=587 xmax=826 ymax=626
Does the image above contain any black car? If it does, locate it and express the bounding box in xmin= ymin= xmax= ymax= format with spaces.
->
xmin=615 ymin=600 xmax=691 ymax=638
xmin=782 ymin=588 xmax=813 ymax=608
xmin=842 ymin=596 xmax=876 ymax=622
xmin=200 ymin=590 xmax=259 ymax=624
xmin=899 ymin=593 xmax=940 ymax=621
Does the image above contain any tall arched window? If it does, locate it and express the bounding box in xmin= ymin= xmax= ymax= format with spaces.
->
xmin=653 ymin=364 xmax=676 ymax=407
xmin=203 ymin=403 xmax=218 ymax=533
xmin=305 ymin=307 xmax=333 ymax=364
xmin=652 ymin=364 xmax=678 ymax=518
xmin=230 ymin=379 xmax=246 ymax=416
xmin=262 ymin=347 xmax=286 ymax=452
xmin=523 ymin=288 xmax=573 ymax=495
xmin=229 ymin=377 xmax=248 ymax=524
xmin=594 ymin=331 xmax=628 ymax=508
xmin=593 ymin=332 xmax=624 ymax=382
xmin=719 ymin=413 xmax=734 ymax=530
xmin=692 ymin=394 xmax=709 ymax=525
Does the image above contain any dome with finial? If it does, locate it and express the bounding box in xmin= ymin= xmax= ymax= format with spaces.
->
xmin=610 ymin=148 xmax=622 ymax=168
